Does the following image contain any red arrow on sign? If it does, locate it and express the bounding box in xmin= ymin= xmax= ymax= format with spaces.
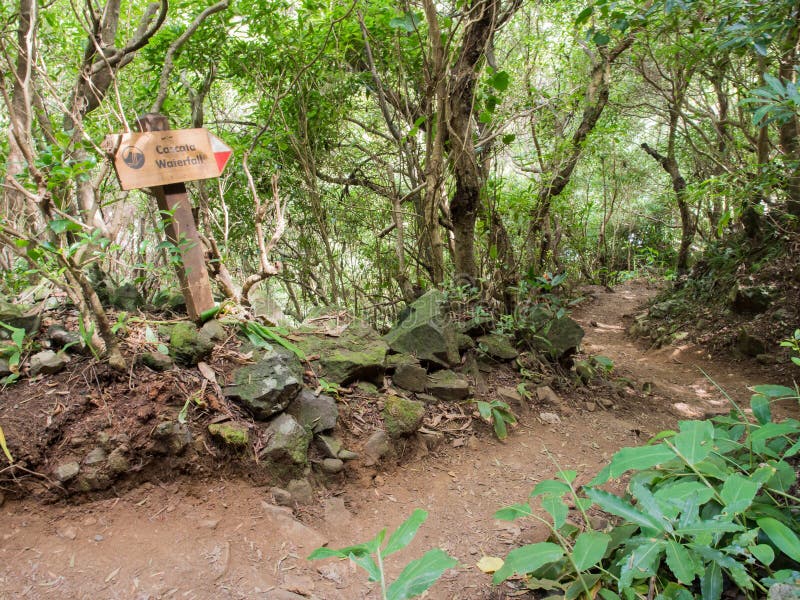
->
xmin=208 ymin=133 xmax=232 ymax=174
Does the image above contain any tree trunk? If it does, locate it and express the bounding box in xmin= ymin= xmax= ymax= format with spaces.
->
xmin=641 ymin=142 xmax=692 ymax=273
xmin=526 ymin=37 xmax=633 ymax=268
xmin=445 ymin=0 xmax=505 ymax=280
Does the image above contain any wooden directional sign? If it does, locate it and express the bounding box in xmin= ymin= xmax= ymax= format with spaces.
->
xmin=105 ymin=128 xmax=232 ymax=191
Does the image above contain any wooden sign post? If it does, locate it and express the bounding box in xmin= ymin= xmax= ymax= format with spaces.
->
xmin=128 ymin=114 xmax=219 ymax=320
xmin=104 ymin=114 xmax=232 ymax=320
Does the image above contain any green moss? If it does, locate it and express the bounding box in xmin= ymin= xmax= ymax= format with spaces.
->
xmin=382 ymin=395 xmax=425 ymax=438
xmin=208 ymin=422 xmax=250 ymax=448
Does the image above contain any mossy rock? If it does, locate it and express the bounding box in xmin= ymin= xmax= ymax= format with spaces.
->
xmin=169 ymin=322 xmax=214 ymax=366
xmin=297 ymin=320 xmax=387 ymax=385
xmin=532 ymin=316 xmax=584 ymax=362
xmin=223 ymin=348 xmax=303 ymax=420
xmin=476 ymin=333 xmax=518 ymax=361
xmin=382 ymin=395 xmax=425 ymax=438
xmin=259 ymin=414 xmax=312 ymax=465
xmin=426 ymin=369 xmax=470 ymax=401
xmin=0 ymin=300 xmax=40 ymax=338
xmin=110 ymin=282 xmax=145 ymax=311
xmin=208 ymin=422 xmax=250 ymax=448
xmin=383 ymin=290 xmax=460 ymax=367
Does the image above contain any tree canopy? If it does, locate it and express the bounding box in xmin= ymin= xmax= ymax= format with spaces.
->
xmin=1 ymin=0 xmax=798 ymax=361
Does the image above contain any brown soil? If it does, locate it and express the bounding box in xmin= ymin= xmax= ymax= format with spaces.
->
xmin=1 ymin=281 xmax=797 ymax=600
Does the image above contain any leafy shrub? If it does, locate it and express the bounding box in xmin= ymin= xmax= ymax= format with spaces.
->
xmin=308 ymin=509 xmax=457 ymax=600
xmin=493 ymin=385 xmax=800 ymax=599
xmin=475 ymin=399 xmax=517 ymax=440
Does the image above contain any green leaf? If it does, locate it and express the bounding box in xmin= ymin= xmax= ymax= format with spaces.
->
xmin=571 ymin=531 xmax=611 ymax=571
xmin=565 ymin=573 xmax=601 ymax=600
xmin=690 ymin=545 xmax=752 ymax=590
xmin=673 ymin=420 xmax=714 ymax=465
xmin=665 ymin=541 xmax=699 ymax=584
xmin=492 ymin=542 xmax=564 ymax=584
xmin=750 ymin=384 xmax=796 ymax=400
xmin=542 ymin=495 xmax=568 ymax=529
xmin=749 ymin=544 xmax=775 ymax=566
xmin=786 ymin=439 xmax=800 ymax=458
xmin=720 ymin=474 xmax=760 ymax=515
xmin=502 ymin=134 xmax=516 ymax=144
xmin=618 ymin=540 xmax=665 ymax=589
xmin=654 ymin=481 xmax=715 ymax=518
xmin=494 ymin=503 xmax=532 ymax=521
xmin=384 ymin=509 xmax=427 ymax=556
xmin=750 ymin=394 xmax=771 ymax=425
xmin=487 ymin=70 xmax=510 ymax=92
xmin=388 ymin=11 xmax=421 ymax=33
xmin=351 ymin=552 xmax=382 ymax=582
xmin=585 ymin=488 xmax=666 ymax=532
xmin=476 ymin=401 xmax=492 ymax=421
xmin=589 ymin=444 xmax=676 ymax=485
xmin=598 ymin=589 xmax=622 ymax=600
xmin=557 ymin=469 xmax=578 ymax=484
xmin=492 ymin=408 xmax=509 ymax=440
xmin=751 ymin=422 xmax=799 ymax=442
xmin=675 ymin=520 xmax=744 ymax=536
xmin=48 ymin=218 xmax=81 ymax=234
xmin=629 ymin=478 xmax=670 ymax=532
xmin=308 ymin=540 xmax=374 ymax=561
xmin=592 ymin=31 xmax=610 ymax=46
xmin=575 ymin=6 xmax=594 ymax=26
xmin=661 ymin=583 xmax=693 ymax=600
xmin=386 ymin=548 xmax=457 ymax=600
xmin=700 ymin=561 xmax=723 ymax=600
xmin=758 ymin=518 xmax=800 ymax=562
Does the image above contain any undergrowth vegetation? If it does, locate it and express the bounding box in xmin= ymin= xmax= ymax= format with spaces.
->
xmin=493 ymin=385 xmax=800 ymax=599
xmin=309 ymin=381 xmax=800 ymax=599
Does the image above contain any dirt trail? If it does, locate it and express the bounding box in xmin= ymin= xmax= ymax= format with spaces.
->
xmin=0 ymin=282 xmax=790 ymax=600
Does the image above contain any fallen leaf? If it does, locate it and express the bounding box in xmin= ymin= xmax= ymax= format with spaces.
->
xmin=476 ymin=555 xmax=504 ymax=573
xmin=105 ymin=567 xmax=120 ymax=582
xmin=197 ymin=362 xmax=216 ymax=383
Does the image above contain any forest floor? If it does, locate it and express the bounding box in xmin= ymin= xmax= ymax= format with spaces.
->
xmin=1 ymin=280 xmax=797 ymax=600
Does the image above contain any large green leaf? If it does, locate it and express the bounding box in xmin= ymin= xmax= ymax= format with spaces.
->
xmin=720 ymin=474 xmax=760 ymax=515
xmin=571 ymin=531 xmax=611 ymax=571
xmin=307 ymin=541 xmax=373 ymax=561
xmin=750 ymin=394 xmax=772 ymax=425
xmin=494 ymin=503 xmax=531 ymax=521
xmin=629 ymin=479 xmax=671 ymax=532
xmin=493 ymin=542 xmax=564 ymax=584
xmin=531 ymin=479 xmax=571 ymax=497
xmin=758 ymin=518 xmax=800 ymax=562
xmin=386 ymin=548 xmax=457 ymax=600
xmin=665 ymin=541 xmax=701 ymax=584
xmin=690 ymin=545 xmax=752 ymax=590
xmin=749 ymin=544 xmax=775 ymax=566
xmin=384 ymin=509 xmax=427 ymax=556
xmin=654 ymin=481 xmax=715 ymax=519
xmin=565 ymin=573 xmax=601 ymax=600
xmin=700 ymin=562 xmax=723 ymax=600
xmin=585 ymin=488 xmax=666 ymax=532
xmin=661 ymin=582 xmax=694 ymax=600
xmin=542 ymin=495 xmax=568 ymax=529
xmin=589 ymin=444 xmax=676 ymax=485
xmin=675 ymin=519 xmax=744 ymax=537
xmin=618 ymin=540 xmax=665 ymax=589
xmin=751 ymin=421 xmax=800 ymax=443
xmin=351 ymin=553 xmax=381 ymax=582
xmin=673 ymin=420 xmax=714 ymax=465
xmin=750 ymin=384 xmax=797 ymax=399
